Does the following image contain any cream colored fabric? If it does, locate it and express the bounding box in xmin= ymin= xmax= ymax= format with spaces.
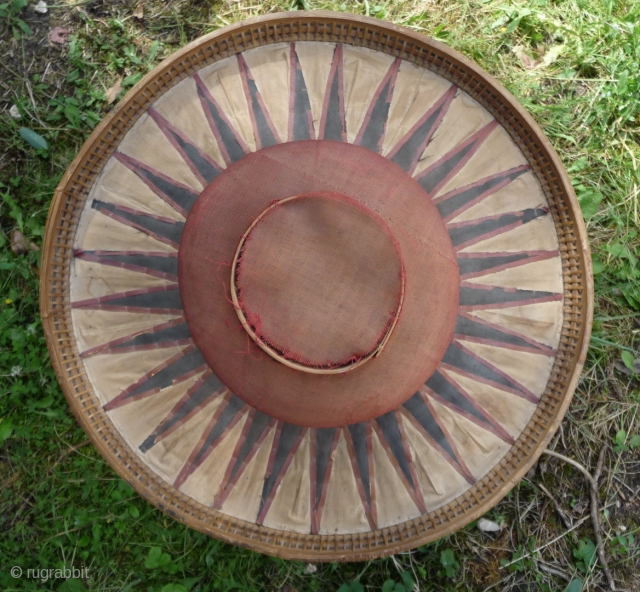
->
xmin=118 ymin=113 xmax=204 ymax=192
xmin=71 ymin=257 xmax=173 ymax=302
xmin=465 ymin=256 xmax=563 ymax=293
xmin=82 ymin=346 xmax=187 ymax=405
xmin=414 ymin=92 xmax=495 ymax=177
xmin=143 ymin=392 xmax=226 ymax=485
xmin=471 ymin=301 xmax=563 ymax=348
xmin=450 ymin=171 xmax=548 ymax=223
xmin=293 ymin=42 xmax=336 ymax=136
xmin=198 ymin=57 xmax=257 ymax=152
xmin=107 ymin=371 xmax=210 ymax=481
xmin=342 ymin=46 xmax=396 ymax=143
xmin=242 ymin=43 xmax=291 ymax=143
xmin=436 ymin=127 xmax=528 ymax=198
xmin=445 ymin=368 xmax=537 ymax=440
xmin=382 ymin=61 xmax=452 ymax=156
xmin=262 ymin=430 xmax=312 ymax=533
xmin=460 ymin=213 xmax=560 ymax=253
xmin=371 ymin=428 xmax=421 ymax=528
xmin=72 ymin=310 xmax=180 ymax=353
xmin=402 ymin=415 xmax=470 ymax=510
xmin=180 ymin=410 xmax=248 ymax=506
xmin=153 ymin=76 xmax=227 ymax=169
xmin=95 ymin=158 xmax=187 ymax=220
xmin=74 ymin=206 xmax=176 ymax=253
xmin=220 ymin=425 xmax=276 ymax=523
xmin=458 ymin=339 xmax=555 ymax=398
xmin=319 ymin=431 xmax=370 ymax=534
xmin=429 ymin=398 xmax=511 ymax=482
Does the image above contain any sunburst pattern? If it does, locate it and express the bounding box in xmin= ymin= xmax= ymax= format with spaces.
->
xmin=70 ymin=42 xmax=563 ymax=535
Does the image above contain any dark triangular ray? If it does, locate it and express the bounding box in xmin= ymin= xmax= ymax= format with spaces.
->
xmin=74 ymin=250 xmax=178 ymax=281
xmin=148 ymin=108 xmax=222 ymax=185
xmin=387 ymin=84 xmax=457 ymax=173
xmin=237 ymin=54 xmax=281 ymax=150
xmin=113 ymin=152 xmax=199 ymax=217
xmin=80 ymin=318 xmax=190 ymax=358
xmin=354 ymin=58 xmax=400 ymax=152
xmin=449 ymin=207 xmax=548 ymax=249
xmin=427 ymin=370 xmax=497 ymax=430
xmin=213 ymin=409 xmax=276 ymax=511
xmin=193 ymin=72 xmax=248 ymax=165
xmin=139 ymin=371 xmax=225 ymax=453
xmin=228 ymin=410 xmax=272 ymax=485
xmin=314 ymin=428 xmax=337 ymax=507
xmin=319 ymin=44 xmax=346 ymax=142
xmin=458 ymin=251 xmax=541 ymax=278
xmin=258 ymin=423 xmax=305 ymax=522
xmin=191 ymin=395 xmax=245 ymax=467
xmin=402 ymin=391 xmax=460 ymax=464
xmin=375 ymin=411 xmax=414 ymax=487
xmin=104 ymin=347 xmax=207 ymax=411
xmin=289 ymin=43 xmax=314 ymax=141
xmin=91 ymin=200 xmax=184 ymax=248
xmin=459 ymin=284 xmax=560 ymax=310
xmin=454 ymin=314 xmax=553 ymax=354
xmin=72 ymin=285 xmax=182 ymax=314
xmin=435 ymin=164 xmax=530 ymax=221
xmin=347 ymin=422 xmax=371 ymax=506
xmin=415 ymin=120 xmax=498 ymax=195
xmin=174 ymin=393 xmax=246 ymax=488
xmin=441 ymin=342 xmax=535 ymax=400
xmin=107 ymin=322 xmax=191 ymax=353
xmin=426 ymin=369 xmax=514 ymax=444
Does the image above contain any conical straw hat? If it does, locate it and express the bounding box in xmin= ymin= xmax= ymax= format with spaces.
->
xmin=41 ymin=12 xmax=592 ymax=561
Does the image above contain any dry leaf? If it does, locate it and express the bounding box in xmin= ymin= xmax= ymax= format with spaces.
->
xmin=133 ymin=1 xmax=143 ymax=19
xmin=513 ymin=44 xmax=565 ymax=71
xmin=106 ymin=77 xmax=124 ymax=105
xmin=477 ymin=518 xmax=502 ymax=533
xmin=49 ymin=27 xmax=69 ymax=45
xmin=11 ymin=230 xmax=39 ymax=255
xmin=512 ymin=45 xmax=539 ymax=70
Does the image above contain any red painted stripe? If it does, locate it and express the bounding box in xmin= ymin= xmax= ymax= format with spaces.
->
xmin=72 ymin=284 xmax=181 ymax=313
xmin=256 ymin=426 xmax=307 ymax=524
xmin=444 ymin=340 xmax=539 ymax=403
xmin=147 ymin=108 xmax=222 ymax=186
xmin=371 ymin=419 xmax=427 ymax=514
xmin=310 ymin=428 xmax=340 ymax=535
xmin=318 ymin=44 xmax=346 ymax=141
xmin=113 ymin=151 xmax=196 ymax=218
xmin=386 ymin=84 xmax=457 ymax=174
xmin=193 ymin=72 xmax=250 ymax=165
xmin=80 ymin=317 xmax=188 ymax=358
xmin=394 ymin=410 xmax=427 ymax=513
xmin=173 ymin=393 xmax=246 ymax=489
xmin=353 ymin=57 xmax=401 ymax=150
xmin=213 ymin=413 xmax=277 ymax=510
xmin=458 ymin=250 xmax=559 ymax=280
xmin=434 ymin=164 xmax=531 ymax=223
xmin=343 ymin=424 xmax=376 ymax=530
xmin=74 ymin=251 xmax=178 ymax=282
xmin=450 ymin=207 xmax=549 ymax=251
xmin=426 ymin=371 xmax=515 ymax=444
xmin=103 ymin=345 xmax=203 ymax=411
xmin=237 ymin=53 xmax=282 ymax=149
xmin=415 ymin=119 xmax=499 ymax=197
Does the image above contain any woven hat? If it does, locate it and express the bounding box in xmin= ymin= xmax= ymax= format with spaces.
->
xmin=42 ymin=12 xmax=592 ymax=560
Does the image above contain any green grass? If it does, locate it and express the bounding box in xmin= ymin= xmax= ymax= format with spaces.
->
xmin=1 ymin=0 xmax=640 ymax=590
